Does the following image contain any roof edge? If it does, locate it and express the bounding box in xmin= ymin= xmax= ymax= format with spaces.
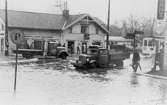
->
xmin=8 ymin=26 xmax=62 ymax=31
xmin=63 ymin=14 xmax=88 ymax=30
xmin=64 ymin=14 xmax=109 ymax=34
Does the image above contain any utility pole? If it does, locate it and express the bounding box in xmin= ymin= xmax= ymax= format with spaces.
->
xmin=151 ymin=18 xmax=157 ymax=71
xmin=5 ymin=0 xmax=9 ymax=56
xmin=106 ymin=0 xmax=110 ymax=50
xmin=106 ymin=0 xmax=110 ymax=67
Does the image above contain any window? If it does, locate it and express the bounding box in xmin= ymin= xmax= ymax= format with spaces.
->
xmin=69 ymin=27 xmax=72 ymax=33
xmin=87 ymin=49 xmax=98 ymax=55
xmin=81 ymin=25 xmax=87 ymax=33
xmin=144 ymin=40 xmax=147 ymax=46
xmin=99 ymin=49 xmax=108 ymax=55
xmin=148 ymin=40 xmax=153 ymax=46
xmin=92 ymin=40 xmax=101 ymax=46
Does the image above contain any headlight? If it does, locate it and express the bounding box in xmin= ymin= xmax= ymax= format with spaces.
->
xmin=86 ymin=58 xmax=90 ymax=62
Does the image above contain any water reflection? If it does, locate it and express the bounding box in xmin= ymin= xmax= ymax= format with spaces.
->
xmin=130 ymin=73 xmax=139 ymax=87
xmin=2 ymin=57 xmax=167 ymax=105
xmin=26 ymin=58 xmax=72 ymax=71
xmin=75 ymin=68 xmax=108 ymax=75
xmin=159 ymin=84 xmax=167 ymax=104
xmin=75 ymin=68 xmax=112 ymax=82
xmin=34 ymin=59 xmax=112 ymax=82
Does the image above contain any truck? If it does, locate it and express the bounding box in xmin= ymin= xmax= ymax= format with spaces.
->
xmin=72 ymin=45 xmax=130 ymax=68
xmin=13 ymin=41 xmax=68 ymax=59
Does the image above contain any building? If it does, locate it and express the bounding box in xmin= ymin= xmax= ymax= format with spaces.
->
xmin=0 ymin=9 xmax=108 ymax=55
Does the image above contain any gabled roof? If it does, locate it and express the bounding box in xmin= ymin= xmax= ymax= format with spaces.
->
xmin=0 ymin=9 xmax=108 ymax=33
xmin=63 ymin=14 xmax=109 ymax=33
xmin=93 ymin=17 xmax=121 ymax=36
xmin=0 ymin=9 xmax=84 ymax=30
xmin=63 ymin=14 xmax=86 ymax=29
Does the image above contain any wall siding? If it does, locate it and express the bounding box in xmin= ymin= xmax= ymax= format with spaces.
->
xmin=63 ymin=22 xmax=106 ymax=53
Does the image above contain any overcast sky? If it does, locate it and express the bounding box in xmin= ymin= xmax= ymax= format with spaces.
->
xmin=0 ymin=0 xmax=159 ymax=25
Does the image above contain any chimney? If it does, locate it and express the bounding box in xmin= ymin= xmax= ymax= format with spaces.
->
xmin=63 ymin=9 xmax=69 ymax=19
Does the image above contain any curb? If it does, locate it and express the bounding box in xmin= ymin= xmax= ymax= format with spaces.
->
xmin=137 ymin=72 xmax=167 ymax=80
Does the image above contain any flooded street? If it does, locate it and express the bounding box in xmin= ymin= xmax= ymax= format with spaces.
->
xmin=0 ymin=56 xmax=167 ymax=105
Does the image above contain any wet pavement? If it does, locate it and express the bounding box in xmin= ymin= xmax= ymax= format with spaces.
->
xmin=0 ymin=55 xmax=167 ymax=105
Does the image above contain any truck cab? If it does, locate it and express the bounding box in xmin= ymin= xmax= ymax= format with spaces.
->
xmin=47 ymin=42 xmax=68 ymax=59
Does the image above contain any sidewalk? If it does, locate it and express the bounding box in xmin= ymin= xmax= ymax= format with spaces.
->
xmin=144 ymin=70 xmax=167 ymax=79
xmin=135 ymin=69 xmax=167 ymax=80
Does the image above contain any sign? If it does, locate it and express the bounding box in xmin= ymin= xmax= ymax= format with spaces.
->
xmin=11 ymin=30 xmax=24 ymax=45
xmin=157 ymin=0 xmax=165 ymax=20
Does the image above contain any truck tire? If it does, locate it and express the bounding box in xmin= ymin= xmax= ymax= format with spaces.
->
xmin=61 ymin=54 xmax=67 ymax=59
xmin=59 ymin=52 xmax=68 ymax=59
xmin=91 ymin=62 xmax=96 ymax=68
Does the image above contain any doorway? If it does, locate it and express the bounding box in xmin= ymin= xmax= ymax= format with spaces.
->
xmin=82 ymin=42 xmax=87 ymax=54
xmin=67 ymin=41 xmax=75 ymax=54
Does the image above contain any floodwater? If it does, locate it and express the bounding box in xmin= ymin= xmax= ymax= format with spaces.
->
xmin=0 ymin=55 xmax=167 ymax=105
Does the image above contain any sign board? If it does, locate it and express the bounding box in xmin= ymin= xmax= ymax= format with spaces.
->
xmin=11 ymin=30 xmax=24 ymax=45
xmin=157 ymin=0 xmax=165 ymax=20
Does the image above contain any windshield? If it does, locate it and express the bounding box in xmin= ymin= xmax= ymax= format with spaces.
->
xmin=48 ymin=43 xmax=57 ymax=49
xmin=99 ymin=49 xmax=108 ymax=55
xmin=87 ymin=49 xmax=98 ymax=55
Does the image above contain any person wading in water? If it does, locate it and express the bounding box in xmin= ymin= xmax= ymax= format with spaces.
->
xmin=132 ymin=49 xmax=141 ymax=72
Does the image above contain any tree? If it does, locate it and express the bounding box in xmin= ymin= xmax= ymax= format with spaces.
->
xmin=122 ymin=16 xmax=156 ymax=36
xmin=121 ymin=16 xmax=157 ymax=48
